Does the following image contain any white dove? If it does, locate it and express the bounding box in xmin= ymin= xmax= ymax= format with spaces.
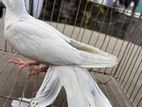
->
xmin=1 ymin=0 xmax=118 ymax=74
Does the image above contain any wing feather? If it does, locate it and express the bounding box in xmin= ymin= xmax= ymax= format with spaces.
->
xmin=5 ymin=18 xmax=118 ymax=68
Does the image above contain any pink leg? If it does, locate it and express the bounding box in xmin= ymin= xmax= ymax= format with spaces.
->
xmin=29 ymin=65 xmax=49 ymax=75
xmin=8 ymin=58 xmax=40 ymax=73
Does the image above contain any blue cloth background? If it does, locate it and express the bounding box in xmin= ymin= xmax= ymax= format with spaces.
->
xmin=135 ymin=0 xmax=142 ymax=13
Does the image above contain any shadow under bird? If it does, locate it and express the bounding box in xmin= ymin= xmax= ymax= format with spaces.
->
xmin=0 ymin=0 xmax=118 ymax=107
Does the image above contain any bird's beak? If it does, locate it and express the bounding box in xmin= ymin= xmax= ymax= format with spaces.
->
xmin=0 ymin=2 xmax=6 ymax=18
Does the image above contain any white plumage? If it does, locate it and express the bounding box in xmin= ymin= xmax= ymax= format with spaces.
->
xmin=0 ymin=0 xmax=118 ymax=107
xmin=1 ymin=0 xmax=118 ymax=68
xmin=11 ymin=66 xmax=112 ymax=107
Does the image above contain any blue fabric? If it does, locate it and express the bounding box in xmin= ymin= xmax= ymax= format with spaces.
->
xmin=135 ymin=0 xmax=142 ymax=13
xmin=119 ymin=0 xmax=139 ymax=12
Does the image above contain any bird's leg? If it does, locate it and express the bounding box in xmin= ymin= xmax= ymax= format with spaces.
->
xmin=28 ymin=64 xmax=49 ymax=75
xmin=8 ymin=58 xmax=40 ymax=73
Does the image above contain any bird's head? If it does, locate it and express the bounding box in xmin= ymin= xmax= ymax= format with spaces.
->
xmin=0 ymin=0 xmax=26 ymax=8
xmin=0 ymin=0 xmax=27 ymax=15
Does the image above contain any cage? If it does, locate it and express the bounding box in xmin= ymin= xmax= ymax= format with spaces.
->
xmin=0 ymin=0 xmax=142 ymax=107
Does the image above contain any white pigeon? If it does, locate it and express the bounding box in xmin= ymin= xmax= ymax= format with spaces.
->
xmin=11 ymin=66 xmax=112 ymax=107
xmin=1 ymin=0 xmax=118 ymax=69
xmin=0 ymin=1 xmax=117 ymax=107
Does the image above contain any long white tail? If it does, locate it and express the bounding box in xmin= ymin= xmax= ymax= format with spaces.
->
xmin=69 ymin=39 xmax=118 ymax=68
xmin=79 ymin=50 xmax=118 ymax=68
xmin=11 ymin=66 xmax=112 ymax=107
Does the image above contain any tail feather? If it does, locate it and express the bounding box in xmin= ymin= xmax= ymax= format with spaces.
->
xmin=69 ymin=39 xmax=118 ymax=68
xmin=79 ymin=51 xmax=118 ymax=68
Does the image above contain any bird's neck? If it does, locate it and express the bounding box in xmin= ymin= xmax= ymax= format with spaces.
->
xmin=4 ymin=1 xmax=29 ymax=28
xmin=4 ymin=0 xmax=28 ymax=16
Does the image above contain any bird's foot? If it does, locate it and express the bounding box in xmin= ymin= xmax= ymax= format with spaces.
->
xmin=8 ymin=58 xmax=40 ymax=73
xmin=28 ymin=65 xmax=49 ymax=76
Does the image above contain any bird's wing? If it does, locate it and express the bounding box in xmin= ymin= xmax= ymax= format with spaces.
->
xmin=5 ymin=20 xmax=82 ymax=65
xmin=62 ymin=36 xmax=118 ymax=68
xmin=37 ymin=19 xmax=117 ymax=61
xmin=45 ymin=22 xmax=118 ymax=67
xmin=38 ymin=19 xmax=117 ymax=57
xmin=5 ymin=18 xmax=117 ymax=68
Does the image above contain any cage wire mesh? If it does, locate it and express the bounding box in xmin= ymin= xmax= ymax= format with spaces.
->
xmin=0 ymin=0 xmax=142 ymax=107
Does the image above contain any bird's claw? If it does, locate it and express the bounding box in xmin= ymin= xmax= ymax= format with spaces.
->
xmin=28 ymin=65 xmax=48 ymax=76
xmin=8 ymin=58 xmax=40 ymax=73
xmin=8 ymin=58 xmax=28 ymax=73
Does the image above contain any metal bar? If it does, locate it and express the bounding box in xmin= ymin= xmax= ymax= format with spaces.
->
xmin=100 ymin=10 xmax=113 ymax=50
xmin=117 ymin=43 xmax=133 ymax=81
xmin=31 ymin=74 xmax=40 ymax=98
xmin=103 ymin=32 xmax=115 ymax=75
xmin=88 ymin=0 xmax=141 ymax=18
xmin=130 ymin=65 xmax=142 ymax=100
xmin=0 ymin=53 xmax=16 ymax=74
xmin=62 ymin=18 xmax=68 ymax=33
xmin=113 ymin=14 xmax=141 ymax=78
xmin=97 ymin=9 xmax=113 ymax=73
xmin=133 ymin=82 xmax=142 ymax=104
xmin=70 ymin=0 xmax=82 ymax=38
xmin=119 ymin=45 xmax=139 ymax=84
xmin=116 ymin=29 xmax=141 ymax=81
xmin=57 ymin=1 xmax=72 ymax=34
xmin=29 ymin=0 xmax=34 ymax=16
xmin=125 ymin=50 xmax=142 ymax=93
xmin=50 ymin=0 xmax=57 ymax=24
xmin=87 ymin=11 xmax=101 ymax=44
xmin=0 ymin=65 xmax=16 ymax=93
xmin=56 ymin=0 xmax=64 ymax=29
xmin=80 ymin=3 xmax=94 ymax=42
xmin=108 ymin=9 xmax=130 ymax=76
xmin=0 ymin=54 xmax=9 ymax=66
xmin=19 ymin=76 xmax=31 ymax=105
xmin=123 ymin=47 xmax=142 ymax=90
xmin=76 ymin=1 xmax=89 ymax=40
xmin=4 ymin=40 xmax=8 ymax=52
xmin=3 ymin=73 xmax=20 ymax=107
xmin=42 ymin=0 xmax=48 ymax=20
xmin=136 ymin=95 xmax=142 ymax=107
xmin=94 ymin=8 xmax=109 ymax=47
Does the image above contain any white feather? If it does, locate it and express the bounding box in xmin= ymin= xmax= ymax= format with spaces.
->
xmin=11 ymin=66 xmax=112 ymax=107
xmin=3 ymin=0 xmax=118 ymax=68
